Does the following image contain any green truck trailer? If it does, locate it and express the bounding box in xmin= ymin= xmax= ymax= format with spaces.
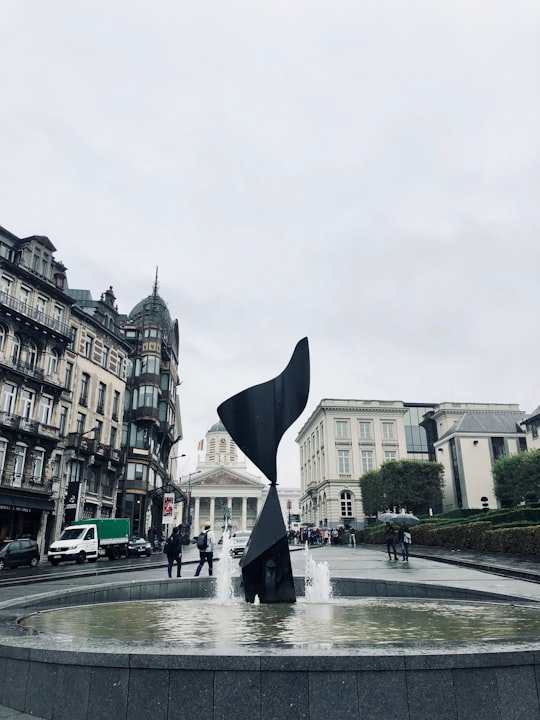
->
xmin=47 ymin=518 xmax=131 ymax=565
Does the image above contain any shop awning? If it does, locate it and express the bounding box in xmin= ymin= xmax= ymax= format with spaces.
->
xmin=0 ymin=493 xmax=55 ymax=512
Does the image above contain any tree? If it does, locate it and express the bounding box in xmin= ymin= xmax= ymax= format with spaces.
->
xmin=359 ymin=470 xmax=385 ymax=516
xmin=493 ymin=449 xmax=540 ymax=507
xmin=359 ymin=460 xmax=444 ymax=516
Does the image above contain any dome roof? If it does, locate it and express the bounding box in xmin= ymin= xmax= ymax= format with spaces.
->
xmin=208 ymin=421 xmax=227 ymax=433
xmin=128 ymin=293 xmax=172 ymax=330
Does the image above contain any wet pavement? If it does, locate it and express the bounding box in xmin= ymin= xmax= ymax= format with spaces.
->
xmin=3 ymin=542 xmax=540 ymax=719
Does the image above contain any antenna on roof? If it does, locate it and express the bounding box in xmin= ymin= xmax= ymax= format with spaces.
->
xmin=152 ymin=267 xmax=159 ymax=297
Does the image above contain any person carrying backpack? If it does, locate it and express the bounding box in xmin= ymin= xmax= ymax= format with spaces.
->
xmin=164 ymin=526 xmax=183 ymax=578
xmin=194 ymin=521 xmax=215 ymax=577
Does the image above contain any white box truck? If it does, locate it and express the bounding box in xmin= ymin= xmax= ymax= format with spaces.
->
xmin=47 ymin=518 xmax=130 ymax=565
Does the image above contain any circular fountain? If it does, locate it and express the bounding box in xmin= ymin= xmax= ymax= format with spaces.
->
xmin=2 ymin=543 xmax=540 ymax=719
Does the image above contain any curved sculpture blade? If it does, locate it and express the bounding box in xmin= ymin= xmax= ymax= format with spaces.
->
xmin=217 ymin=337 xmax=310 ymax=485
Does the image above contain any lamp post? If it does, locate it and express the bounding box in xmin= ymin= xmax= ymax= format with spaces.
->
xmin=182 ymin=470 xmax=201 ymax=544
xmin=74 ymin=426 xmax=97 ymax=522
xmin=287 ymin=500 xmax=292 ymax=533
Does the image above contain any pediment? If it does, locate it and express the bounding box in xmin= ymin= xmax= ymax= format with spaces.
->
xmin=194 ymin=469 xmax=265 ymax=488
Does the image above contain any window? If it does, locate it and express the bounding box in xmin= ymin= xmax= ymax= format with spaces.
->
xmin=382 ymin=422 xmax=395 ymax=440
xmin=80 ymin=373 xmax=89 ymax=405
xmin=39 ymin=396 xmax=53 ymax=425
xmin=11 ymin=335 xmax=21 ymax=363
xmin=84 ymin=334 xmax=93 ymax=359
xmin=94 ymin=420 xmax=103 ymax=443
xmin=1 ymin=383 xmax=17 ymax=413
xmin=23 ymin=341 xmax=38 ymax=369
xmin=0 ymin=324 xmax=6 ymax=351
xmin=110 ymin=426 xmax=117 ymax=447
xmin=59 ymin=406 xmax=68 ymax=435
xmin=48 ymin=348 xmax=59 ymax=375
xmin=97 ymin=383 xmax=106 ymax=414
xmin=384 ymin=450 xmax=397 ymax=461
xmin=112 ymin=391 xmax=120 ymax=420
xmin=337 ymin=449 xmax=350 ymax=474
xmin=491 ymin=437 xmax=506 ymax=462
xmin=0 ymin=275 xmax=12 ymax=295
xmin=143 ymin=355 xmax=160 ymax=375
xmin=358 ymin=421 xmax=372 ymax=439
xmin=53 ymin=305 xmax=63 ymax=327
xmin=20 ymin=389 xmax=35 ymax=420
xmin=361 ymin=450 xmax=374 ymax=472
xmin=136 ymin=385 xmax=158 ymax=408
xmin=76 ymin=412 xmax=85 ymax=434
xmin=117 ymin=354 xmax=124 ymax=377
xmin=340 ymin=491 xmax=353 ymax=517
xmin=32 ymin=249 xmax=41 ymax=271
xmin=19 ymin=286 xmax=31 ymax=306
xmin=64 ymin=362 xmax=73 ymax=390
xmin=13 ymin=444 xmax=27 ymax=486
xmin=31 ymin=448 xmax=45 ymax=482
xmin=102 ymin=346 xmax=110 ymax=369
xmin=335 ymin=420 xmax=349 ymax=439
xmin=36 ymin=296 xmax=47 ymax=317
xmin=0 ymin=438 xmax=7 ymax=476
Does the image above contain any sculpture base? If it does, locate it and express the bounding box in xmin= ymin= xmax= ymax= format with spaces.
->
xmin=240 ymin=484 xmax=296 ymax=604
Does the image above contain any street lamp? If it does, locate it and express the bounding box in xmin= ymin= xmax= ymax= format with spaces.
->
xmin=182 ymin=470 xmax=201 ymax=544
xmin=74 ymin=426 xmax=98 ymax=521
xmin=287 ymin=500 xmax=292 ymax=533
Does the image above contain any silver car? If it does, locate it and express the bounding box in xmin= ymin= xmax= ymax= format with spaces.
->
xmin=230 ymin=531 xmax=251 ymax=557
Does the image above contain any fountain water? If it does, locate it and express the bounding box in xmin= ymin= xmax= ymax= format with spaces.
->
xmin=303 ymin=542 xmax=332 ymax=603
xmin=214 ymin=531 xmax=235 ymax=604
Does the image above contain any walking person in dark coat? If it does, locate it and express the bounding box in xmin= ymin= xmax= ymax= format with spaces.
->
xmin=164 ymin=526 xmax=183 ymax=578
xmin=384 ymin=522 xmax=398 ymax=561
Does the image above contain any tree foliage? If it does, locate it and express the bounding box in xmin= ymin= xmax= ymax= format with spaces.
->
xmin=492 ymin=450 xmax=540 ymax=507
xmin=359 ymin=460 xmax=444 ymax=515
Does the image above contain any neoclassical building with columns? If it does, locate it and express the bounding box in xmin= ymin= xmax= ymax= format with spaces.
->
xmin=180 ymin=421 xmax=301 ymax=538
xmin=179 ymin=421 xmax=266 ymax=537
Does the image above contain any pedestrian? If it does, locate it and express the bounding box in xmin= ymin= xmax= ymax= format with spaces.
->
xmin=349 ymin=528 xmax=356 ymax=548
xmin=195 ymin=521 xmax=215 ymax=577
xmin=164 ymin=526 xmax=183 ymax=578
xmin=384 ymin=522 xmax=398 ymax=561
xmin=398 ymin=521 xmax=411 ymax=561
xmin=331 ymin=528 xmax=339 ymax=545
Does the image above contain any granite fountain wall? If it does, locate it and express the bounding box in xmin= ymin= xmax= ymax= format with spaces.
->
xmin=1 ymin=576 xmax=540 ymax=720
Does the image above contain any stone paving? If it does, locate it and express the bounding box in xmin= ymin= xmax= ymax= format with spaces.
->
xmin=2 ymin=542 xmax=540 ymax=719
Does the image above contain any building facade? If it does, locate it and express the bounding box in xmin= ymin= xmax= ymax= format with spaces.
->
xmin=297 ymin=398 xmax=529 ymax=526
xmin=180 ymin=421 xmax=266 ymax=539
xmin=0 ymin=226 xmax=72 ymax=549
xmin=119 ymin=284 xmax=182 ymax=538
xmin=427 ymin=403 xmax=527 ymax=512
xmin=55 ymin=286 xmax=129 ymax=539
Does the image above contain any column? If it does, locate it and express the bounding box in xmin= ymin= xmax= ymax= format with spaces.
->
xmin=210 ymin=497 xmax=215 ymax=529
xmin=194 ymin=497 xmax=200 ymax=534
xmin=242 ymin=497 xmax=247 ymax=530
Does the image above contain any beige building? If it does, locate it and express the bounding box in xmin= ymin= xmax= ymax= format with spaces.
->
xmin=297 ymin=398 xmax=529 ymax=526
xmin=296 ymin=399 xmax=411 ymax=528
xmin=430 ymin=403 xmax=527 ymax=512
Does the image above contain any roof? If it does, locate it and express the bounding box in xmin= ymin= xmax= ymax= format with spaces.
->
xmin=208 ymin=421 xmax=226 ymax=433
xmin=438 ymin=411 xmax=525 ymax=440
xmin=524 ymin=405 xmax=540 ymax=424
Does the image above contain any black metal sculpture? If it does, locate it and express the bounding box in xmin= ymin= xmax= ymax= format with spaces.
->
xmin=217 ymin=337 xmax=310 ymax=603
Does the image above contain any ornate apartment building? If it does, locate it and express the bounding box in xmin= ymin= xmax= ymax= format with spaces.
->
xmin=0 ymin=224 xmax=182 ymax=555
xmin=0 ymin=227 xmax=73 ymax=547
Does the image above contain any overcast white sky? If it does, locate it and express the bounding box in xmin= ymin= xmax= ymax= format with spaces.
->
xmin=1 ymin=1 xmax=539 ymax=487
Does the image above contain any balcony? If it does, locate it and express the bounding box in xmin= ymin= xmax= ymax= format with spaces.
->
xmin=0 ymin=291 xmax=72 ymax=340
xmin=0 ymin=471 xmax=53 ymax=493
xmin=0 ymin=412 xmax=60 ymax=440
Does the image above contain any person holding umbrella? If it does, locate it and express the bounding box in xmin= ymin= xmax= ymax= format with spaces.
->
xmin=398 ymin=521 xmax=411 ymax=561
xmin=384 ymin=522 xmax=398 ymax=561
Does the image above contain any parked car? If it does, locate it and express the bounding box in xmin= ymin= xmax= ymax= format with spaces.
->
xmin=127 ymin=537 xmax=152 ymax=557
xmin=0 ymin=539 xmax=40 ymax=569
xmin=230 ymin=531 xmax=251 ymax=557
